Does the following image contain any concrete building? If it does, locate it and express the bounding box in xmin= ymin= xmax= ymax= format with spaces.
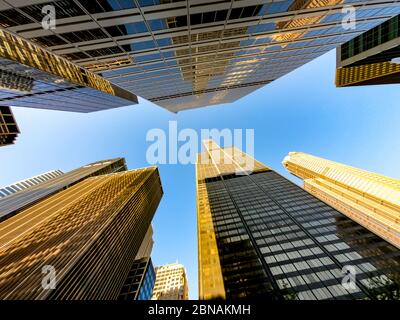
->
xmin=152 ymin=262 xmax=189 ymax=300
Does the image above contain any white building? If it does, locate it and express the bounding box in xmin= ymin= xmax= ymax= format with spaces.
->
xmin=152 ymin=263 xmax=189 ymax=300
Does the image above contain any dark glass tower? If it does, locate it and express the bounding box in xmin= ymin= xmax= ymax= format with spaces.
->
xmin=118 ymin=257 xmax=156 ymax=301
xmin=196 ymin=141 xmax=400 ymax=300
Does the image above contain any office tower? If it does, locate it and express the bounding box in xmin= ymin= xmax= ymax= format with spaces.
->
xmin=283 ymin=152 xmax=400 ymax=249
xmin=336 ymin=14 xmax=400 ymax=87
xmin=3 ymin=2 xmax=400 ymax=112
xmin=0 ymin=158 xmax=127 ymax=221
xmin=118 ymin=257 xmax=156 ymax=300
xmin=152 ymin=263 xmax=189 ymax=300
xmin=0 ymin=28 xmax=137 ymax=112
xmin=0 ymin=106 xmax=19 ymax=146
xmin=0 ymin=166 xmax=163 ymax=299
xmin=196 ymin=140 xmax=400 ymax=300
xmin=0 ymin=169 xmax=64 ymax=198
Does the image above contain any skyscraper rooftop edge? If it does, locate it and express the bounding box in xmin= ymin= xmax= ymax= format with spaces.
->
xmin=3 ymin=0 xmax=400 ymax=111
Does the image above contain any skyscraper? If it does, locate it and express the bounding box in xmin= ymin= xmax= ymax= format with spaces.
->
xmin=283 ymin=152 xmax=400 ymax=249
xmin=0 ymin=165 xmax=163 ymax=300
xmin=196 ymin=140 xmax=400 ymax=300
xmin=152 ymin=263 xmax=189 ymax=300
xmin=0 ymin=169 xmax=64 ymax=198
xmin=336 ymin=14 xmax=400 ymax=87
xmin=118 ymin=257 xmax=156 ymax=301
xmin=0 ymin=28 xmax=137 ymax=112
xmin=0 ymin=106 xmax=19 ymax=147
xmin=3 ymin=1 xmax=400 ymax=111
xmin=118 ymin=225 xmax=157 ymax=300
xmin=0 ymin=158 xmax=127 ymax=221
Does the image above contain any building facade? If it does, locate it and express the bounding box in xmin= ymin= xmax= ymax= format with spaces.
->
xmin=118 ymin=257 xmax=156 ymax=300
xmin=118 ymin=225 xmax=157 ymax=300
xmin=135 ymin=225 xmax=155 ymax=260
xmin=152 ymin=263 xmax=189 ymax=300
xmin=336 ymin=14 xmax=400 ymax=87
xmin=283 ymin=152 xmax=400 ymax=249
xmin=0 ymin=106 xmax=19 ymax=147
xmin=0 ymin=165 xmax=163 ymax=299
xmin=196 ymin=140 xmax=400 ymax=300
xmin=0 ymin=27 xmax=137 ymax=112
xmin=2 ymin=1 xmax=400 ymax=111
xmin=0 ymin=158 xmax=127 ymax=221
xmin=0 ymin=169 xmax=64 ymax=198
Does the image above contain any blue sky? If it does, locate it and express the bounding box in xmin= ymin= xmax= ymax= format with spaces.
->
xmin=1 ymin=49 xmax=400 ymax=299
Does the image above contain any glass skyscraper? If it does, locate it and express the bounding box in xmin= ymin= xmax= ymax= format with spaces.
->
xmin=0 ymin=164 xmax=163 ymax=300
xmin=2 ymin=1 xmax=400 ymax=111
xmin=118 ymin=257 xmax=156 ymax=300
xmin=0 ymin=28 xmax=137 ymax=112
xmin=196 ymin=140 xmax=400 ymax=300
xmin=283 ymin=152 xmax=400 ymax=249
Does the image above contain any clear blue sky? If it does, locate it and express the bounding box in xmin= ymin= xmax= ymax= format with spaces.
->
xmin=1 ymin=50 xmax=400 ymax=299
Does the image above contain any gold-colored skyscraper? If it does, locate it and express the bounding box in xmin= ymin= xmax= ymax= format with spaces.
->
xmin=196 ymin=140 xmax=268 ymax=299
xmin=197 ymin=141 xmax=400 ymax=300
xmin=283 ymin=152 xmax=400 ymax=249
xmin=0 ymin=166 xmax=163 ymax=299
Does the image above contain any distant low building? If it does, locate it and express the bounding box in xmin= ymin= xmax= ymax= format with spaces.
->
xmin=152 ymin=263 xmax=189 ymax=300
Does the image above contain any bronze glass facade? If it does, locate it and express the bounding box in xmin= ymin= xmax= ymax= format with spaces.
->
xmin=0 ymin=166 xmax=163 ymax=300
xmin=197 ymin=142 xmax=400 ymax=300
xmin=0 ymin=158 xmax=127 ymax=221
xmin=2 ymin=1 xmax=400 ymax=111
xmin=0 ymin=28 xmax=137 ymax=112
